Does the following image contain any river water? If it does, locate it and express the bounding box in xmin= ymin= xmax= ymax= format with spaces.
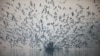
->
xmin=0 ymin=48 xmax=100 ymax=56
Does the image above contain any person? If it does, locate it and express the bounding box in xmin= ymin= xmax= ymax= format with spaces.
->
xmin=45 ymin=41 xmax=54 ymax=51
xmin=44 ymin=42 xmax=54 ymax=56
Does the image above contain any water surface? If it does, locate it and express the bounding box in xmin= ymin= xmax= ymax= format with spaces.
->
xmin=0 ymin=48 xmax=100 ymax=56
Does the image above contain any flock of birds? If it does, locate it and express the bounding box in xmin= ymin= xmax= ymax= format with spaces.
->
xmin=0 ymin=0 xmax=100 ymax=49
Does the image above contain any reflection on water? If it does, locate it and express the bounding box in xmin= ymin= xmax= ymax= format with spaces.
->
xmin=0 ymin=48 xmax=100 ymax=56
